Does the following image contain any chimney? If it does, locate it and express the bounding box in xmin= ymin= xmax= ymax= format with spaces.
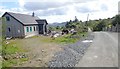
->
xmin=32 ymin=12 xmax=34 ymax=17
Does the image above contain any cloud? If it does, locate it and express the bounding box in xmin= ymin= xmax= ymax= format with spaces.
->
xmin=24 ymin=2 xmax=68 ymax=10
xmin=0 ymin=6 xmax=29 ymax=17
xmin=74 ymin=2 xmax=97 ymax=14
xmin=76 ymin=6 xmax=98 ymax=13
xmin=19 ymin=0 xmax=25 ymax=7
xmin=0 ymin=0 xmax=17 ymax=2
xmin=35 ymin=7 xmax=68 ymax=16
xmin=100 ymin=4 xmax=108 ymax=11
xmin=74 ymin=0 xmax=110 ymax=14
xmin=20 ymin=0 xmax=95 ymax=3
xmin=22 ymin=0 xmax=96 ymax=11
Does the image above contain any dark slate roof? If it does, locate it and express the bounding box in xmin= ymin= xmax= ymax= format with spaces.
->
xmin=3 ymin=12 xmax=47 ymax=25
xmin=36 ymin=19 xmax=48 ymax=24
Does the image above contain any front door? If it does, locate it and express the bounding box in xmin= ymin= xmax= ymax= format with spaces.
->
xmin=38 ymin=24 xmax=43 ymax=34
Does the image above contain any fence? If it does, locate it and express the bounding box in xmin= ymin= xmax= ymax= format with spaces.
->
xmin=103 ymin=24 xmax=120 ymax=32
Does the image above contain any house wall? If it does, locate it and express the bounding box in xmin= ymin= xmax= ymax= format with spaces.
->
xmin=3 ymin=14 xmax=24 ymax=38
xmin=24 ymin=25 xmax=39 ymax=38
xmin=38 ymin=24 xmax=43 ymax=34
xmin=45 ymin=24 xmax=48 ymax=33
xmin=39 ymin=22 xmax=47 ymax=34
xmin=43 ymin=23 xmax=47 ymax=34
xmin=38 ymin=23 xmax=47 ymax=34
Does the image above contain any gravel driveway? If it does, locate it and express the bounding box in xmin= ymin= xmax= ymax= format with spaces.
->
xmin=48 ymin=32 xmax=94 ymax=67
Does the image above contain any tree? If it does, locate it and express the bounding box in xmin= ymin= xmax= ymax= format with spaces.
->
xmin=65 ymin=21 xmax=70 ymax=28
xmin=69 ymin=20 xmax=72 ymax=23
xmin=56 ymin=26 xmax=60 ymax=29
xmin=112 ymin=14 xmax=120 ymax=26
xmin=74 ymin=16 xmax=79 ymax=22
xmin=1 ymin=17 xmax=6 ymax=39
xmin=49 ymin=27 xmax=55 ymax=31
xmin=1 ymin=17 xmax=7 ymax=56
xmin=93 ymin=19 xmax=107 ymax=31
xmin=80 ymin=20 xmax=82 ymax=23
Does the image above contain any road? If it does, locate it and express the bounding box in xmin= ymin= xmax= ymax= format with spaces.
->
xmin=76 ymin=32 xmax=118 ymax=67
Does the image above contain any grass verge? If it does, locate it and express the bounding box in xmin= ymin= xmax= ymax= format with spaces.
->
xmin=53 ymin=32 xmax=88 ymax=44
xmin=2 ymin=40 xmax=28 ymax=67
xmin=30 ymin=32 xmax=88 ymax=44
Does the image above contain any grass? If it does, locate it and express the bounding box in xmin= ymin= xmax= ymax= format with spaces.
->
xmin=55 ymin=32 xmax=88 ymax=44
xmin=2 ymin=58 xmax=29 ymax=67
xmin=28 ymin=32 xmax=88 ymax=44
xmin=2 ymin=40 xmax=25 ymax=55
xmin=29 ymin=33 xmax=86 ymax=44
xmin=53 ymin=34 xmax=77 ymax=44
xmin=31 ymin=32 xmax=88 ymax=44
xmin=2 ymin=40 xmax=28 ymax=67
xmin=0 ymin=36 xmax=2 ymax=53
xmin=2 ymin=59 xmax=17 ymax=67
xmin=0 ymin=37 xmax=2 ymax=69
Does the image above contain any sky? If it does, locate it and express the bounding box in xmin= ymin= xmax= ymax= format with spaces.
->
xmin=118 ymin=1 xmax=120 ymax=14
xmin=0 ymin=0 xmax=119 ymax=23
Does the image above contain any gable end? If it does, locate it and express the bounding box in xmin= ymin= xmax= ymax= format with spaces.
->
xmin=2 ymin=12 xmax=24 ymax=26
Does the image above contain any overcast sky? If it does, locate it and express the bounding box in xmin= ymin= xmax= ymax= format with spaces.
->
xmin=0 ymin=0 xmax=119 ymax=23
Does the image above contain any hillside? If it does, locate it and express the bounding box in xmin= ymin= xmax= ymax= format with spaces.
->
xmin=48 ymin=22 xmax=67 ymax=27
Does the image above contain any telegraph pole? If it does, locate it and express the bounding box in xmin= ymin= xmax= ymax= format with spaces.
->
xmin=86 ymin=14 xmax=89 ymax=26
xmin=87 ymin=14 xmax=89 ymax=22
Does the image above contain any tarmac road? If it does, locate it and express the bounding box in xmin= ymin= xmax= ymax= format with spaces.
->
xmin=76 ymin=32 xmax=118 ymax=67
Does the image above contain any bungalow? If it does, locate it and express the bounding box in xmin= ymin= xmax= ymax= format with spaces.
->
xmin=2 ymin=12 xmax=48 ymax=38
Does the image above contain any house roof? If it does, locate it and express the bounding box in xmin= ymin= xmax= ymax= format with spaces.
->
xmin=2 ymin=12 xmax=48 ymax=25
xmin=36 ymin=19 xmax=48 ymax=24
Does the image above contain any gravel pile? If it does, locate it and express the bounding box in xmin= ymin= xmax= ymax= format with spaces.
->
xmin=48 ymin=33 xmax=94 ymax=67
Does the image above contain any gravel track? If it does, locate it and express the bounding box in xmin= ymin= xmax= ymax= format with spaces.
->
xmin=48 ymin=33 xmax=94 ymax=67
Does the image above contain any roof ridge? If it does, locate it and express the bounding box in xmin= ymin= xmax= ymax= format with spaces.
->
xmin=7 ymin=12 xmax=38 ymax=17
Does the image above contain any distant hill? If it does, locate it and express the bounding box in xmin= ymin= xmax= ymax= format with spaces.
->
xmin=48 ymin=22 xmax=67 ymax=27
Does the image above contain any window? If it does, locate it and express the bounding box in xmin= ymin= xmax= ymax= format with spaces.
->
xmin=18 ymin=30 xmax=20 ymax=33
xmin=26 ymin=27 xmax=29 ymax=32
xmin=8 ymin=28 xmax=11 ymax=32
xmin=6 ymin=16 xmax=10 ymax=21
xmin=30 ymin=27 xmax=32 ymax=32
xmin=34 ymin=26 xmax=36 ymax=31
